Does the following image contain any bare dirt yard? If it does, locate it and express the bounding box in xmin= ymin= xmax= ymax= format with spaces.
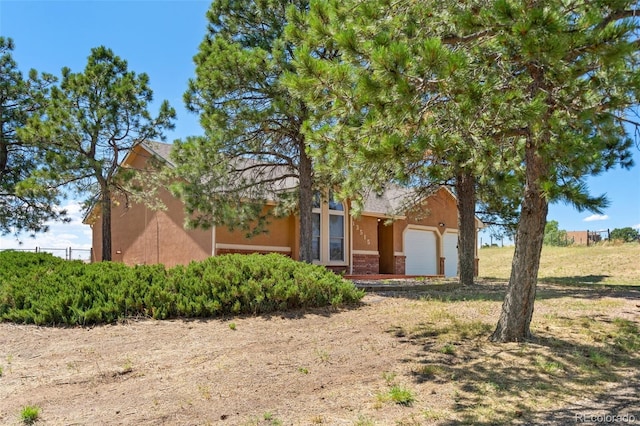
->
xmin=1 ymin=245 xmax=639 ymax=425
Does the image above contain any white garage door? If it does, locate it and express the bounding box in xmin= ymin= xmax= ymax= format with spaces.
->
xmin=404 ymin=229 xmax=437 ymax=275
xmin=443 ymin=233 xmax=458 ymax=277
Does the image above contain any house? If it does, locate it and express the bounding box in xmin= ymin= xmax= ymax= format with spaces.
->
xmin=566 ymin=230 xmax=608 ymax=246
xmin=83 ymin=141 xmax=482 ymax=276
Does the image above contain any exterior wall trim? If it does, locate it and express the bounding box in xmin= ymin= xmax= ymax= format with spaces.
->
xmin=211 ymin=226 xmax=216 ymax=256
xmin=349 ymin=214 xmax=354 ymax=275
xmin=361 ymin=211 xmax=407 ymax=220
xmin=404 ymin=224 xmax=440 ymax=232
xmin=215 ymin=243 xmax=292 ymax=253
xmin=353 ymin=250 xmax=380 ymax=255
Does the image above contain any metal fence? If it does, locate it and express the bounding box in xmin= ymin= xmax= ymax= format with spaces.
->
xmin=0 ymin=247 xmax=93 ymax=262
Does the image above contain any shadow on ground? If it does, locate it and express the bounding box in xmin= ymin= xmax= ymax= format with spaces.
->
xmin=539 ymin=274 xmax=610 ymax=285
xmin=401 ymin=332 xmax=640 ymax=425
xmin=387 ymin=301 xmax=640 ymax=425
xmin=529 ymin=371 xmax=640 ymax=425
xmin=368 ymin=279 xmax=640 ymax=304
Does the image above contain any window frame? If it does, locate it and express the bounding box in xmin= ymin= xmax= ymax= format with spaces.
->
xmin=311 ymin=191 xmax=347 ymax=265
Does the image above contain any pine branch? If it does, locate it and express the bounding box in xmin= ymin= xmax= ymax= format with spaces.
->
xmin=595 ymin=8 xmax=640 ymax=30
xmin=442 ymin=29 xmax=494 ymax=46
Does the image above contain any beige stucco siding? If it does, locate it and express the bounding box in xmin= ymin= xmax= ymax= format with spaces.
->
xmin=352 ymin=216 xmax=379 ymax=252
xmin=215 ymin=211 xmax=295 ymax=254
xmin=404 ymin=188 xmax=458 ymax=231
xmin=95 ymin=188 xmax=212 ymax=267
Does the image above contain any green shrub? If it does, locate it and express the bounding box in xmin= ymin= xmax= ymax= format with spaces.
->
xmin=20 ymin=405 xmax=40 ymax=425
xmin=0 ymin=252 xmax=364 ymax=326
xmin=388 ymin=386 xmax=415 ymax=406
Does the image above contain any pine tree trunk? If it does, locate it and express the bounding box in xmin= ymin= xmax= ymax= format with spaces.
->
xmin=456 ymin=170 xmax=476 ymax=286
xmin=0 ymin=139 xmax=8 ymax=176
xmin=491 ymin=136 xmax=548 ymax=342
xmin=298 ymin=138 xmax=313 ymax=263
xmin=101 ymin=188 xmax=112 ymax=262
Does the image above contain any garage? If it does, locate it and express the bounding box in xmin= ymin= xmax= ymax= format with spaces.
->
xmin=443 ymin=233 xmax=458 ymax=277
xmin=404 ymin=229 xmax=438 ymax=275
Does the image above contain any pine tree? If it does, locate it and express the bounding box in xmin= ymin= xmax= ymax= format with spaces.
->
xmin=20 ymin=47 xmax=175 ymax=261
xmin=0 ymin=37 xmax=65 ymax=237
xmin=285 ymin=0 xmax=523 ymax=285
xmin=483 ymin=0 xmax=638 ymax=342
xmin=172 ymin=0 xmax=321 ymax=263
xmin=287 ymin=0 xmax=639 ymax=341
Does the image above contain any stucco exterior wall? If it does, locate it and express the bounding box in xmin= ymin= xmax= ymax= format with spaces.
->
xmin=352 ymin=216 xmax=378 ymax=252
xmin=89 ymin=145 xmax=213 ymax=267
xmin=91 ymin=187 xmax=213 ymax=267
xmin=215 ymin=211 xmax=295 ymax=256
xmin=405 ymin=188 xmax=458 ymax=231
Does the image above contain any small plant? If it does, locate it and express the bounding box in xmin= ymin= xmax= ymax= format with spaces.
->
xmin=353 ymin=415 xmax=375 ymax=426
xmin=0 ymin=365 xmax=3 ymax=377
xmin=298 ymin=367 xmax=309 ymax=374
xmin=440 ymin=344 xmax=456 ymax=355
xmin=121 ymin=357 xmax=133 ymax=374
xmin=20 ymin=405 xmax=40 ymax=425
xmin=382 ymin=371 xmax=397 ymax=385
xmin=228 ymin=322 xmax=237 ymax=330
xmin=315 ymin=349 xmax=330 ymax=363
xmin=198 ymin=384 xmax=212 ymax=400
xmin=534 ymin=356 xmax=564 ymax=375
xmin=479 ymin=381 xmax=503 ymax=395
xmin=415 ymin=364 xmax=442 ymax=379
xmin=423 ymin=408 xmax=448 ymax=421
xmin=612 ymin=318 xmax=640 ymax=353
xmin=388 ymin=386 xmax=415 ymax=406
xmin=587 ymin=349 xmax=610 ymax=368
xmin=66 ymin=361 xmax=80 ymax=373
xmin=262 ymin=412 xmax=283 ymax=425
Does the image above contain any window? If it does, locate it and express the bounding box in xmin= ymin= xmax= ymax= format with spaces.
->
xmin=312 ymin=192 xmax=321 ymax=260
xmin=311 ymin=191 xmax=346 ymax=264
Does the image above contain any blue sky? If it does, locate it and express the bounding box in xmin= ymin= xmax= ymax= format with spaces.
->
xmin=0 ymin=0 xmax=210 ymax=257
xmin=0 ymin=0 xmax=639 ymax=256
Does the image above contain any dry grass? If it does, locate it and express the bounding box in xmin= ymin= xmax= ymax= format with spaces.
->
xmin=1 ymin=246 xmax=638 ymax=424
xmin=479 ymin=242 xmax=640 ymax=285
xmin=395 ymin=286 xmax=640 ymax=424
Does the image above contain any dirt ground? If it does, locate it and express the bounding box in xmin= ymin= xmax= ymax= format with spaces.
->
xmin=1 ymin=281 xmax=638 ymax=425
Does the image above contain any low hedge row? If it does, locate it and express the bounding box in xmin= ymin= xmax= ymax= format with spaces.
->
xmin=0 ymin=251 xmax=364 ymax=326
